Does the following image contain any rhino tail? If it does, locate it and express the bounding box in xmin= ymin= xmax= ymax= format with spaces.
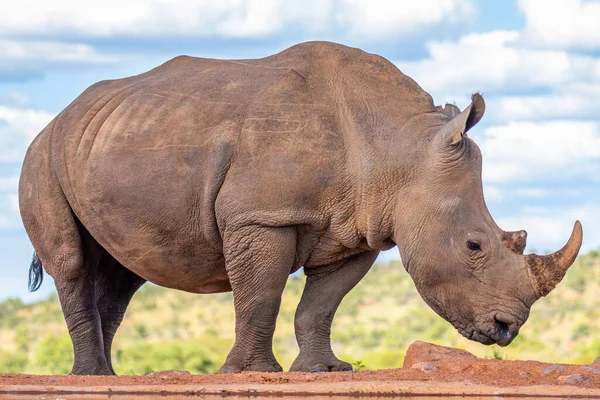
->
xmin=28 ymin=252 xmax=44 ymax=292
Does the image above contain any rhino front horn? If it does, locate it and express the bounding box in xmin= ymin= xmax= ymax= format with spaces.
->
xmin=525 ymin=221 xmax=583 ymax=297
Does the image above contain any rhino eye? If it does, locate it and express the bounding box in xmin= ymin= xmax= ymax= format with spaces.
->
xmin=467 ymin=240 xmax=481 ymax=251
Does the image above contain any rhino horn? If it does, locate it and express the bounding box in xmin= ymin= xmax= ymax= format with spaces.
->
xmin=525 ymin=221 xmax=583 ymax=297
xmin=501 ymin=230 xmax=527 ymax=254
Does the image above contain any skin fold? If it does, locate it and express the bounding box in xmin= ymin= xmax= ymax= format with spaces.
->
xmin=19 ymin=41 xmax=582 ymax=375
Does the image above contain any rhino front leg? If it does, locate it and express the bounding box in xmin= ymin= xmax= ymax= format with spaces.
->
xmin=219 ymin=226 xmax=296 ymax=373
xmin=290 ymin=251 xmax=378 ymax=372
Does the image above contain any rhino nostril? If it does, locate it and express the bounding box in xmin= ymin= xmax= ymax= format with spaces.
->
xmin=494 ymin=317 xmax=511 ymax=340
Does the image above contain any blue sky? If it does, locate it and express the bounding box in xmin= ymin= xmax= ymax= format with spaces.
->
xmin=1 ymin=0 xmax=599 ymax=301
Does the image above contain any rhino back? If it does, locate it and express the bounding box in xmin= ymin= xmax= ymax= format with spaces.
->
xmin=46 ymin=41 xmax=434 ymax=283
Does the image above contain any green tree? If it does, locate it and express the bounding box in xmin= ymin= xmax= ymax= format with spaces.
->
xmin=0 ymin=350 xmax=28 ymax=372
xmin=15 ymin=326 xmax=32 ymax=352
xmin=114 ymin=339 xmax=218 ymax=375
xmin=0 ymin=298 xmax=26 ymax=328
xmin=34 ymin=334 xmax=73 ymax=374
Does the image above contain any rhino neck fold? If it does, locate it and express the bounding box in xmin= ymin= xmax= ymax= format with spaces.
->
xmin=349 ymin=148 xmax=424 ymax=253
xmin=357 ymin=186 xmax=398 ymax=251
xmin=329 ymin=79 xmax=438 ymax=254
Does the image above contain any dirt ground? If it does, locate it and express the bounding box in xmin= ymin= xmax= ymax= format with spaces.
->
xmin=1 ymin=341 xmax=600 ymax=398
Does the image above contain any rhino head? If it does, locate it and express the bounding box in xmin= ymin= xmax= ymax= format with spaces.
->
xmin=394 ymin=94 xmax=582 ymax=347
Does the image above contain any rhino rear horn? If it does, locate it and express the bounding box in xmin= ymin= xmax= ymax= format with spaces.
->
xmin=438 ymin=93 xmax=486 ymax=145
xmin=502 ymin=230 xmax=527 ymax=254
xmin=525 ymin=221 xmax=583 ymax=296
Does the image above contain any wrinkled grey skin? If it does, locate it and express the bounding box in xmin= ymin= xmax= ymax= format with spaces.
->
xmin=19 ymin=41 xmax=582 ymax=375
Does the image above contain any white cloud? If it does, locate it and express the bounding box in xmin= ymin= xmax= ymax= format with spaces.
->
xmin=0 ymin=39 xmax=121 ymax=77
xmin=0 ymin=0 xmax=473 ymax=39
xmin=4 ymin=92 xmax=29 ymax=107
xmin=514 ymin=188 xmax=551 ymax=198
xmin=519 ymin=0 xmax=600 ymax=50
xmin=485 ymin=186 xmax=556 ymax=202
xmin=0 ymin=106 xmax=55 ymax=162
xmin=0 ymin=192 xmax=22 ymax=231
xmin=9 ymin=194 xmax=19 ymax=218
xmin=0 ymin=215 xmax=9 ymax=230
xmin=478 ymin=120 xmax=600 ymax=183
xmin=396 ymin=30 xmax=600 ymax=97
xmin=483 ymin=184 xmax=504 ymax=202
xmin=0 ymin=176 xmax=19 ymax=191
xmin=335 ymin=0 xmax=475 ymax=39
xmin=0 ymin=39 xmax=118 ymax=64
xmin=494 ymin=83 xmax=600 ymax=121
xmin=0 ymin=177 xmax=21 ymax=230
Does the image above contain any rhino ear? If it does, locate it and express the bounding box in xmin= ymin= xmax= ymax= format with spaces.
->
xmin=435 ymin=103 xmax=461 ymax=119
xmin=438 ymin=93 xmax=485 ymax=145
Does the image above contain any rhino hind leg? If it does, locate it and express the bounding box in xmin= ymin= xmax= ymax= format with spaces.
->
xmin=39 ymin=216 xmax=113 ymax=375
xmin=219 ymin=226 xmax=296 ymax=373
xmin=56 ymin=277 xmax=113 ymax=375
xmin=56 ymin=223 xmax=121 ymax=375
xmin=20 ymin=132 xmax=112 ymax=375
xmin=94 ymin=255 xmax=146 ymax=374
xmin=290 ymin=251 xmax=378 ymax=372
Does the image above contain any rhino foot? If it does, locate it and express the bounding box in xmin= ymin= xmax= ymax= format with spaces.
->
xmin=70 ymin=365 xmax=115 ymax=376
xmin=290 ymin=355 xmax=353 ymax=372
xmin=219 ymin=355 xmax=283 ymax=374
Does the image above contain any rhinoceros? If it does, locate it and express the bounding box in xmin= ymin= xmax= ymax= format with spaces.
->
xmin=19 ymin=41 xmax=582 ymax=375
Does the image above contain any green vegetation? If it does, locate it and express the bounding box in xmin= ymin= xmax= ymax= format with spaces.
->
xmin=1 ymin=250 xmax=599 ymax=374
xmin=491 ymin=349 xmax=504 ymax=360
xmin=352 ymin=360 xmax=367 ymax=371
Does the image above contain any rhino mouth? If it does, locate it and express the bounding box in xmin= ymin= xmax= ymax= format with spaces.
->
xmin=424 ymin=293 xmax=520 ymax=347
xmin=468 ymin=330 xmax=496 ymax=346
xmin=465 ymin=316 xmax=519 ymax=347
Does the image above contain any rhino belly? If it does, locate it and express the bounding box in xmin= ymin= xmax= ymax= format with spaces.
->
xmin=76 ymin=150 xmax=231 ymax=294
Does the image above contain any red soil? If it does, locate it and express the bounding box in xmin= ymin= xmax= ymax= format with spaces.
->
xmin=1 ymin=341 xmax=599 ymax=397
